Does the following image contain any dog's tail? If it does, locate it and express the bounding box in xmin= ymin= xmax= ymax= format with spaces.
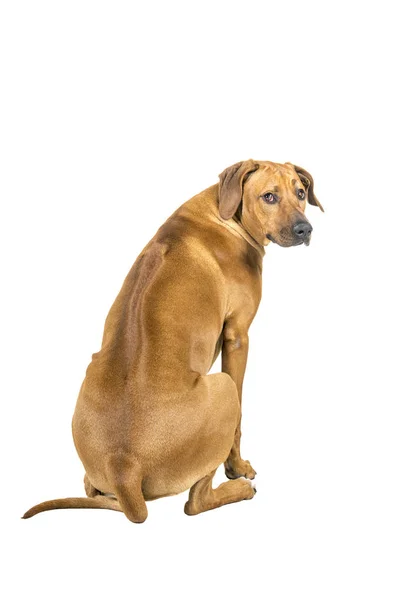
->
xmin=22 ymin=495 xmax=122 ymax=519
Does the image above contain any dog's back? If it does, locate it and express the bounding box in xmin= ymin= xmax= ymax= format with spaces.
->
xmin=71 ymin=187 xmax=231 ymax=491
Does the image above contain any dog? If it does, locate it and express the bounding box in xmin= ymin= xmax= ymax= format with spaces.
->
xmin=23 ymin=160 xmax=323 ymax=522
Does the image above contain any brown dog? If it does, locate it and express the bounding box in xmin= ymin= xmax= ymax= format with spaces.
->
xmin=23 ymin=160 xmax=323 ymax=522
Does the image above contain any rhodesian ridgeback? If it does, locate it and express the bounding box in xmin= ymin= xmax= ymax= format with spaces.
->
xmin=23 ymin=160 xmax=323 ymax=522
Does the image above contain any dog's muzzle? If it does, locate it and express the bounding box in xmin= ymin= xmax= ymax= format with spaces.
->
xmin=292 ymin=220 xmax=312 ymax=245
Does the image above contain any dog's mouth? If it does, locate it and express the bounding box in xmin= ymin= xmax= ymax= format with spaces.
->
xmin=266 ymin=233 xmax=309 ymax=247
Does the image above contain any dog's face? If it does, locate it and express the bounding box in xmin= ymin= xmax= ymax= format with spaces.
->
xmin=218 ymin=160 xmax=324 ymax=247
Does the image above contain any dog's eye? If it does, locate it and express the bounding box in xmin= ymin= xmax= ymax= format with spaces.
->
xmin=297 ymin=189 xmax=306 ymax=200
xmin=262 ymin=192 xmax=278 ymax=204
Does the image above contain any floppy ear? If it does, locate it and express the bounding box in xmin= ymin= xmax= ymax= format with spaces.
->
xmin=293 ymin=165 xmax=324 ymax=212
xmin=218 ymin=159 xmax=259 ymax=220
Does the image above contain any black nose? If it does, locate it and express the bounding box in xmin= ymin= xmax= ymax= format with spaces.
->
xmin=293 ymin=221 xmax=313 ymax=239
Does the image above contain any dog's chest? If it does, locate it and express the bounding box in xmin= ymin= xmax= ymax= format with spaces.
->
xmin=224 ymin=251 xmax=262 ymax=322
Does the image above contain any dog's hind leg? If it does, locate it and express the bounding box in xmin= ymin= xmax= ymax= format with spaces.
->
xmin=181 ymin=372 xmax=255 ymax=516
xmin=84 ymin=473 xmax=103 ymax=498
xmin=184 ymin=469 xmax=256 ymax=516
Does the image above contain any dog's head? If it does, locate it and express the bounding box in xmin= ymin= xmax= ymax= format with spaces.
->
xmin=218 ymin=160 xmax=323 ymax=247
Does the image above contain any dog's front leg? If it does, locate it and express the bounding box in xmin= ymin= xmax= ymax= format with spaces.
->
xmin=222 ymin=322 xmax=256 ymax=480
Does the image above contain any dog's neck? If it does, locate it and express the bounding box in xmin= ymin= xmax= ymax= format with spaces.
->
xmin=221 ymin=214 xmax=265 ymax=258
xmin=217 ymin=187 xmax=265 ymax=257
xmin=184 ymin=185 xmax=265 ymax=258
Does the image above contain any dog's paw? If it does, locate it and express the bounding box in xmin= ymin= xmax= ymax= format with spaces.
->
xmin=237 ymin=477 xmax=257 ymax=499
xmin=225 ymin=459 xmax=257 ymax=480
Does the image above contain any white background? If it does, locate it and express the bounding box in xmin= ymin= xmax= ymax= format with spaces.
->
xmin=1 ymin=1 xmax=399 ymax=598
